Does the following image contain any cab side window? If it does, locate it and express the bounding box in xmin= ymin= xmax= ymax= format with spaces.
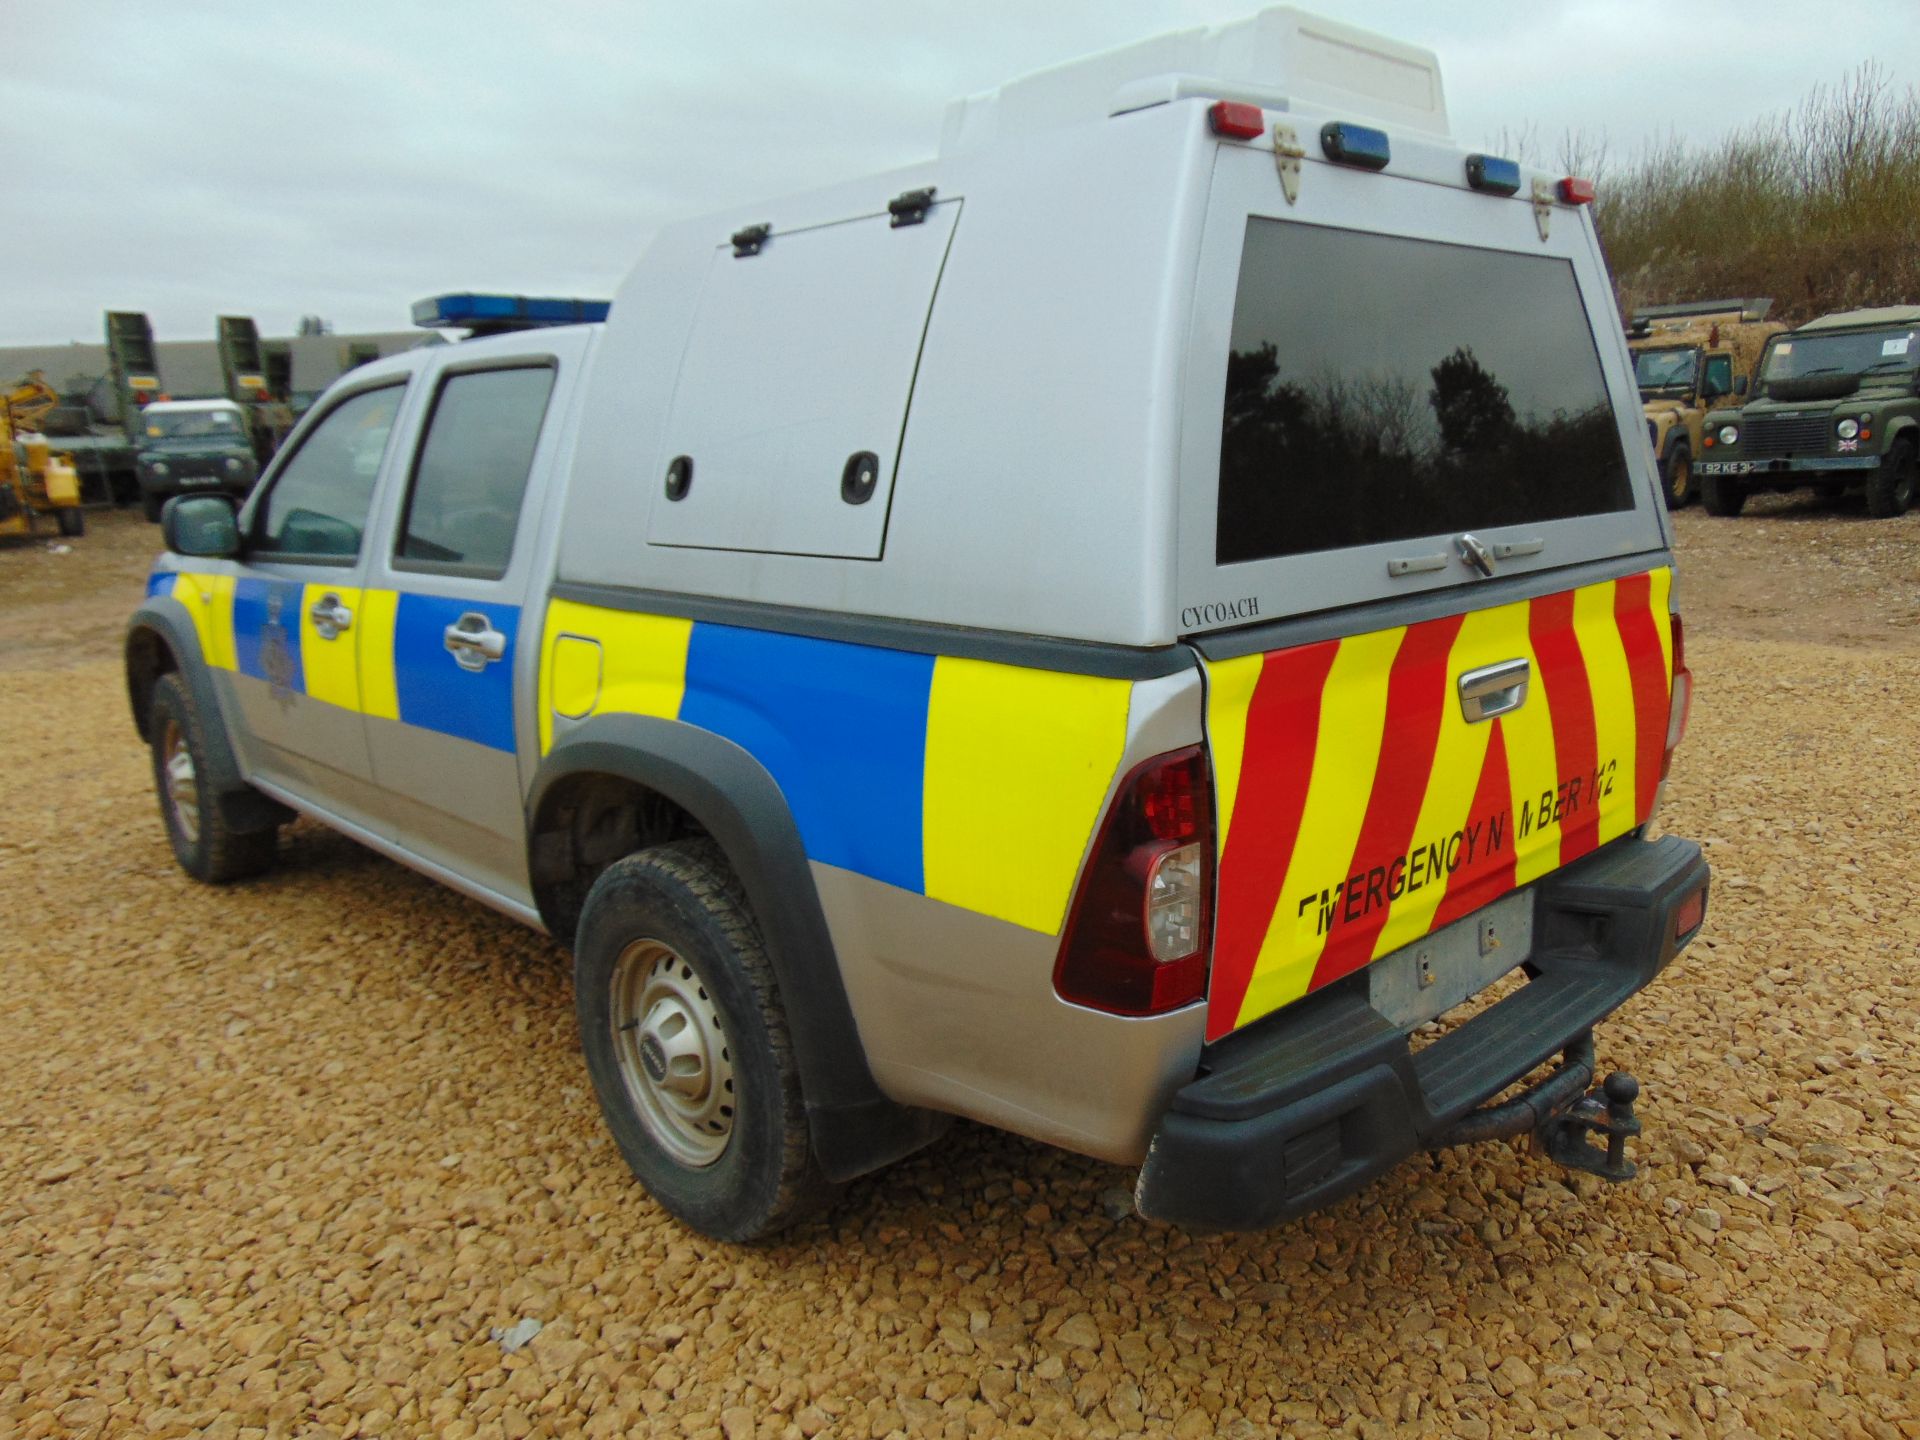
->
xmin=396 ymin=366 xmax=557 ymax=577
xmin=1702 ymin=354 xmax=1734 ymax=398
xmin=254 ymin=384 xmax=405 ymax=559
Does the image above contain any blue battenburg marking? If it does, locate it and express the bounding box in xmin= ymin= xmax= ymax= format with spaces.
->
xmin=230 ymin=578 xmax=305 ymax=692
xmin=680 ymin=624 xmax=935 ymax=893
xmin=145 ymin=568 xmax=175 ymax=598
xmin=391 ymin=593 xmax=520 ymax=752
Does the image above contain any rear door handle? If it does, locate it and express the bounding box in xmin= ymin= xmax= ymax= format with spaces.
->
xmin=1458 ymin=658 xmax=1529 ymax=722
xmin=444 ymin=612 xmax=507 ymax=672
xmin=309 ymin=594 xmax=352 ymax=640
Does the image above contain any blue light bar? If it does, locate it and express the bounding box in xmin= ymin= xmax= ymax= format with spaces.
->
xmin=1320 ymin=122 xmax=1390 ymax=171
xmin=1465 ymin=154 xmax=1522 ymax=196
xmin=412 ymin=293 xmax=611 ymax=332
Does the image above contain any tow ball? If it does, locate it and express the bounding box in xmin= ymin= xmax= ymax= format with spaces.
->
xmin=1430 ymin=1032 xmax=1644 ymax=1183
xmin=1539 ymin=1071 xmax=1642 ymax=1183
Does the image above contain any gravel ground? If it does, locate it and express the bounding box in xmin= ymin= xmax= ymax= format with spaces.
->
xmin=2 ymin=496 xmax=1918 ymax=1440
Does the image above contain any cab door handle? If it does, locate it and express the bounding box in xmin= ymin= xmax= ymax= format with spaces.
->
xmin=444 ymin=612 xmax=507 ymax=672
xmin=309 ymin=594 xmax=352 ymax=640
xmin=1458 ymin=658 xmax=1529 ymax=722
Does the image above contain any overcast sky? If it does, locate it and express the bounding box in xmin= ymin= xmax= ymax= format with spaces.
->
xmin=5 ymin=2 xmax=1911 ymax=346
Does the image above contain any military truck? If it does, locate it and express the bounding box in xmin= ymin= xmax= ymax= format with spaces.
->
xmin=1626 ymin=299 xmax=1783 ymax=509
xmin=1696 ymin=305 xmax=1920 ymax=518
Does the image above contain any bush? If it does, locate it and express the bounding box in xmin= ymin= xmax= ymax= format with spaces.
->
xmin=1508 ymin=66 xmax=1920 ymax=324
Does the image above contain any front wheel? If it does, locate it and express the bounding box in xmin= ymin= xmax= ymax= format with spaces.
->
xmin=1866 ymin=439 xmax=1917 ymax=518
xmin=147 ymin=674 xmax=278 ymax=882
xmin=1700 ymin=471 xmax=1748 ymax=517
xmin=574 ymin=839 xmax=824 ymax=1241
xmin=1661 ymin=443 xmax=1694 ymax=509
xmin=142 ymin=493 xmax=165 ymax=523
xmin=55 ymin=506 xmax=85 ymax=537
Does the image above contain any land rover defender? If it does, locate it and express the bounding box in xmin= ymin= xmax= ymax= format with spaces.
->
xmin=1697 ymin=305 xmax=1920 ymax=517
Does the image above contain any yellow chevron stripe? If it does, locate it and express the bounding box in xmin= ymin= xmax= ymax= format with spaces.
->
xmin=1235 ymin=625 xmax=1403 ymax=1027
xmin=1205 ymin=652 xmax=1265 ymax=853
xmin=1650 ymin=567 xmax=1674 ymax=678
xmin=1491 ymin=598 xmax=1563 ymax=889
xmin=1574 ymin=580 xmax=1639 ymax=846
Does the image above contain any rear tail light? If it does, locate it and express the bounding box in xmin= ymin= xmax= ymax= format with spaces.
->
xmin=1673 ymin=883 xmax=1706 ymax=942
xmin=1663 ymin=614 xmax=1692 ymax=779
xmin=1559 ymin=176 xmax=1596 ymax=205
xmin=1054 ymin=746 xmax=1214 ymax=1015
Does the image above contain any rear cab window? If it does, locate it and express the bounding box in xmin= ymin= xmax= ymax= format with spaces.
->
xmin=396 ymin=365 xmax=558 ymax=577
xmin=1177 ymin=145 xmax=1662 ymax=632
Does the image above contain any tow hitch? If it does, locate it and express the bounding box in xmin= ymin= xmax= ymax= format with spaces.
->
xmin=1430 ymin=1032 xmax=1643 ymax=1182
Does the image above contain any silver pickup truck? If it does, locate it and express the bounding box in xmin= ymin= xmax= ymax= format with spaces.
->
xmin=126 ymin=7 xmax=1707 ymax=1241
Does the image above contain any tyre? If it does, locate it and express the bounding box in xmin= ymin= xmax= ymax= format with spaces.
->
xmin=147 ymin=674 xmax=278 ymax=883
xmin=574 ymin=839 xmax=823 ymax=1241
xmin=1700 ymin=471 xmax=1747 ymax=517
xmin=1866 ymin=439 xmax=1916 ymax=519
xmin=142 ymin=493 xmax=165 ymax=523
xmin=1660 ymin=442 xmax=1694 ymax=510
xmin=55 ymin=506 xmax=85 ymax=538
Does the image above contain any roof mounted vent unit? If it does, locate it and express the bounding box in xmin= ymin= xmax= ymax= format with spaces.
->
xmin=413 ymin=293 xmax=612 ymax=337
xmin=939 ymin=5 xmax=1448 ymax=158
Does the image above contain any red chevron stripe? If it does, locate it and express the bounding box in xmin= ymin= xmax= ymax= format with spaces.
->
xmin=1528 ymin=590 xmax=1602 ymax=864
xmin=1207 ymin=639 xmax=1340 ymax=1041
xmin=1614 ymin=572 xmax=1670 ymax=821
xmin=1305 ymin=613 xmax=1464 ymax=992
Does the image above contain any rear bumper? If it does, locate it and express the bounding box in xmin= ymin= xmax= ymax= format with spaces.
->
xmin=1135 ymin=834 xmax=1709 ymax=1232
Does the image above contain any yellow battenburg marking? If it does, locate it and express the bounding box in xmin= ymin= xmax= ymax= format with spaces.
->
xmin=1204 ymin=652 xmax=1265 ymax=853
xmin=1573 ymin=581 xmax=1638 ymax=846
xmin=1235 ymin=626 xmax=1403 ymax=1026
xmin=172 ymin=572 xmax=238 ymax=671
xmin=1367 ymin=610 xmax=1508 ymax=962
xmin=922 ymin=657 xmax=1131 ymax=935
xmin=538 ymin=600 xmax=692 ymax=754
xmin=299 ymin=584 xmax=364 ymax=710
xmin=356 ymin=589 xmax=402 ymax=720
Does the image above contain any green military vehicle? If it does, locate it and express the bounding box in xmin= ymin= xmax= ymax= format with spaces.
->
xmin=1627 ymin=299 xmax=1782 ymax=509
xmin=1695 ymin=305 xmax=1920 ymax=518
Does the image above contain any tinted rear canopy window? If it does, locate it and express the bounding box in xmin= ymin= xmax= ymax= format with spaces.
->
xmin=1217 ymin=219 xmax=1633 ymax=565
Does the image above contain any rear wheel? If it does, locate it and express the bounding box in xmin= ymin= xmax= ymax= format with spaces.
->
xmin=1866 ymin=439 xmax=1916 ymax=518
xmin=55 ymin=506 xmax=84 ymax=537
xmin=142 ymin=494 xmax=165 ymax=523
xmin=147 ymin=675 xmax=278 ymax=883
xmin=1660 ymin=443 xmax=1693 ymax=509
xmin=574 ymin=839 xmax=824 ymax=1241
xmin=1700 ymin=471 xmax=1747 ymax=517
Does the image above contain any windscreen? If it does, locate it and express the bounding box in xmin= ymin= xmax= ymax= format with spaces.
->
xmin=1758 ymin=327 xmax=1917 ymax=393
xmin=146 ymin=409 xmax=246 ymax=441
xmin=1633 ymin=347 xmax=1699 ymax=391
xmin=1217 ymin=219 xmax=1634 ymax=566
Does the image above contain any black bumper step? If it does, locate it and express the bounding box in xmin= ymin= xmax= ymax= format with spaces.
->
xmin=1137 ymin=834 xmax=1710 ymax=1232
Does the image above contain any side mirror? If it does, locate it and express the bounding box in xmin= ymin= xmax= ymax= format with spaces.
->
xmin=1734 ymin=375 xmax=1749 ymax=398
xmin=161 ymin=494 xmax=241 ymax=558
